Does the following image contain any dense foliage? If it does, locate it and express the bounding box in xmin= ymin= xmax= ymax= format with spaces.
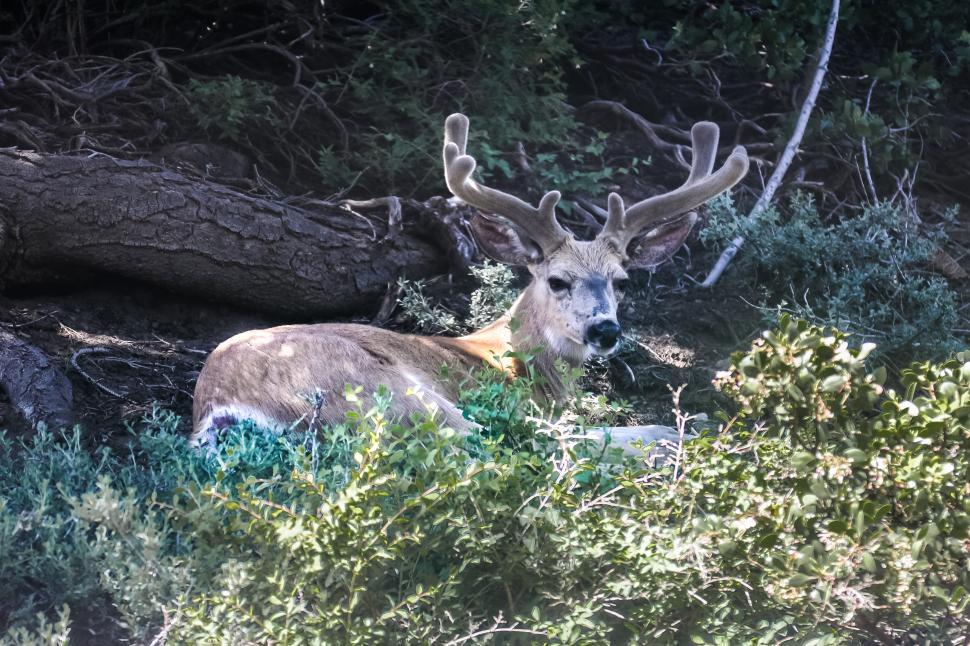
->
xmin=5 ymin=0 xmax=969 ymax=197
xmin=701 ymin=194 xmax=962 ymax=362
xmin=1 ymin=318 xmax=966 ymax=643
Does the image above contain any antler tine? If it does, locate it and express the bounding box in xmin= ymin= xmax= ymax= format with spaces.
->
xmin=685 ymin=121 xmax=719 ymax=184
xmin=443 ymin=113 xmax=570 ymax=254
xmin=599 ymin=121 xmax=749 ymax=249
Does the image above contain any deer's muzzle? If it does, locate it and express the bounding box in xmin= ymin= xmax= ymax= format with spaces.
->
xmin=585 ymin=320 xmax=622 ymax=351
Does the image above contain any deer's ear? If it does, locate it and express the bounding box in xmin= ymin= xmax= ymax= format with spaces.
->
xmin=625 ymin=213 xmax=697 ymax=270
xmin=469 ymin=214 xmax=543 ymax=266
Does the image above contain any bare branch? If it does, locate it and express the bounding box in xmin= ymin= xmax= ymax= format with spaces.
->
xmin=700 ymin=0 xmax=841 ymax=288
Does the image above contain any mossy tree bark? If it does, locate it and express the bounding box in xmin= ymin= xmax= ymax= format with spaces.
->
xmin=0 ymin=150 xmax=445 ymax=317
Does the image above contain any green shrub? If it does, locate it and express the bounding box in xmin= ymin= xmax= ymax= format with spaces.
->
xmin=0 ymin=605 xmax=71 ymax=646
xmin=656 ymin=0 xmax=970 ymax=175
xmin=397 ymin=277 xmax=462 ymax=334
xmin=465 ymin=260 xmax=520 ymax=330
xmin=1 ymin=319 xmax=967 ymax=642
xmin=531 ymin=131 xmax=650 ymax=215
xmin=705 ymin=315 xmax=970 ymax=640
xmin=399 ymin=259 xmax=519 ymax=334
xmin=701 ymin=193 xmax=963 ymax=362
xmin=161 ymin=321 xmax=969 ymax=642
xmin=0 ymin=408 xmax=359 ymax=641
xmin=663 ymin=0 xmax=968 ymax=82
xmin=311 ymin=0 xmax=592 ymax=195
xmin=0 ymin=428 xmax=117 ymax=628
xmin=172 ymin=1 xmax=643 ymax=197
xmin=186 ymin=76 xmax=282 ymax=144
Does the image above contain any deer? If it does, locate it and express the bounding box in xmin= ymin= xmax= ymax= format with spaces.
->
xmin=191 ymin=113 xmax=748 ymax=453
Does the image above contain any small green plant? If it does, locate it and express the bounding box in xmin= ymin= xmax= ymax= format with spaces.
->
xmin=0 ymin=605 xmax=71 ymax=646
xmin=465 ymin=260 xmax=519 ymax=329
xmin=399 ymin=259 xmax=519 ymax=334
xmin=533 ymin=131 xmax=649 ymax=214
xmin=455 ymin=349 xmax=546 ymax=447
xmin=186 ymin=76 xmax=282 ymax=143
xmin=397 ymin=277 xmax=461 ymax=333
xmin=315 ymin=145 xmax=359 ymax=192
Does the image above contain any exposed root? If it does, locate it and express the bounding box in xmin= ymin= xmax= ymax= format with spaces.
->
xmin=70 ymin=347 xmax=129 ymax=400
xmin=342 ymin=196 xmax=403 ymax=241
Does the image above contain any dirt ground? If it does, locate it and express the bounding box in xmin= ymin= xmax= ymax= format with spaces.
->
xmin=0 ymin=279 xmax=277 ymax=443
xmin=0 ymin=250 xmax=762 ymax=446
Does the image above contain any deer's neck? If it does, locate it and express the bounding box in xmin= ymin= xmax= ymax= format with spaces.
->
xmin=453 ymin=285 xmax=584 ymax=402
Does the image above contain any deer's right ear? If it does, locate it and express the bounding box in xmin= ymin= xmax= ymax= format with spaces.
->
xmin=469 ymin=214 xmax=544 ymax=266
xmin=625 ymin=213 xmax=698 ymax=270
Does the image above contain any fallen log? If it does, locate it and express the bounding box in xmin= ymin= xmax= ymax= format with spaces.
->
xmin=0 ymin=329 xmax=73 ymax=430
xmin=0 ymin=150 xmax=446 ymax=316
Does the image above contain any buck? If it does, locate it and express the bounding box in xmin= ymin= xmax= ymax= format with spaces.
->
xmin=191 ymin=114 xmax=748 ymax=451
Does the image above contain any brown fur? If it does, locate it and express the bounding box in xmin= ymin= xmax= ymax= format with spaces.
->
xmin=193 ymin=324 xmax=481 ymax=439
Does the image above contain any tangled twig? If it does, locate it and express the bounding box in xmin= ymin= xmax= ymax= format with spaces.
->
xmin=70 ymin=347 xmax=128 ymax=399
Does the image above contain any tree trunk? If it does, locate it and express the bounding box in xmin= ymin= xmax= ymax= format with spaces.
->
xmin=0 ymin=150 xmax=446 ymax=316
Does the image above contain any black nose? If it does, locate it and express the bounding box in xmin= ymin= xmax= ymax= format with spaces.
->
xmin=586 ymin=320 xmax=622 ymax=348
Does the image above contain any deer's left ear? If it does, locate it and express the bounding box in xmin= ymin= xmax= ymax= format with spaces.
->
xmin=625 ymin=213 xmax=698 ymax=270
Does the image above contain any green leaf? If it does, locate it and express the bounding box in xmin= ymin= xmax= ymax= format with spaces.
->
xmin=820 ymin=375 xmax=846 ymax=393
xmin=844 ymin=448 xmax=867 ymax=464
xmin=789 ymin=574 xmax=816 ymax=587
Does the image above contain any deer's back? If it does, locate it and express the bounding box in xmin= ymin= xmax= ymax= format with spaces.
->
xmin=191 ymin=323 xmax=480 ymax=443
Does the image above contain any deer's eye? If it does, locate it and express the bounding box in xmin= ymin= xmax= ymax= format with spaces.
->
xmin=548 ymin=277 xmax=571 ymax=293
xmin=613 ymin=278 xmax=629 ymax=292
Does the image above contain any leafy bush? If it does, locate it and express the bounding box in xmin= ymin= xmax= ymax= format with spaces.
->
xmin=464 ymin=261 xmax=520 ymax=330
xmin=11 ymin=0 xmax=970 ymax=200
xmin=0 ymin=605 xmax=71 ymax=646
xmin=1 ymin=319 xmax=967 ymax=642
xmin=707 ymin=315 xmax=970 ymax=640
xmin=307 ymin=0 xmax=595 ymax=195
xmin=396 ymin=277 xmax=462 ymax=333
xmin=186 ymin=76 xmax=282 ymax=144
xmin=663 ymin=0 xmax=970 ymax=82
xmin=530 ymin=132 xmax=650 ymax=215
xmin=0 ymin=428 xmax=118 ymax=629
xmin=701 ymin=193 xmax=963 ymax=362
xmin=399 ymin=259 xmax=519 ymax=334
xmin=657 ymin=0 xmax=970 ymax=176
xmin=0 ymin=409 xmax=361 ymax=642
xmin=170 ymin=1 xmax=651 ymax=197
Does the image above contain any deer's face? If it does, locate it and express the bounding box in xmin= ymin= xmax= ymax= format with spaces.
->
xmin=469 ymin=211 xmax=703 ymax=363
xmin=531 ymin=239 xmax=628 ymax=359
